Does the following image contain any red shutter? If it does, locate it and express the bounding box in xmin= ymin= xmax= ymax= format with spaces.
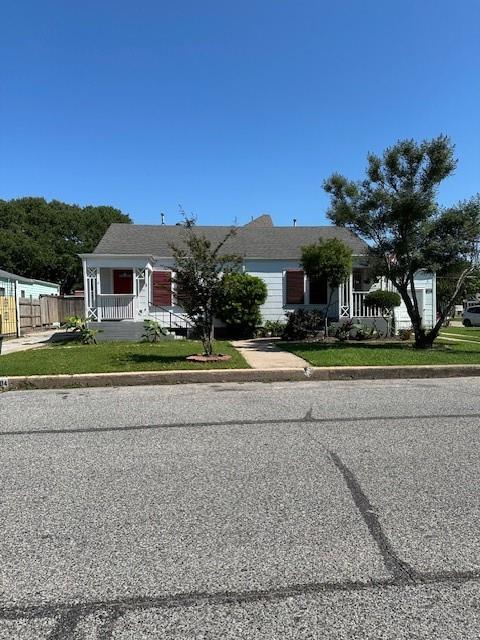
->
xmin=309 ymin=276 xmax=328 ymax=304
xmin=286 ymin=270 xmax=304 ymax=304
xmin=152 ymin=271 xmax=172 ymax=306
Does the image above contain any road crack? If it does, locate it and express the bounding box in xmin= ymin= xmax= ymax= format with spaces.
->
xmin=328 ymin=450 xmax=418 ymax=582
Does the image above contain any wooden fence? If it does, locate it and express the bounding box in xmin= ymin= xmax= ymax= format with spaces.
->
xmin=0 ymin=295 xmax=84 ymax=335
xmin=40 ymin=296 xmax=84 ymax=326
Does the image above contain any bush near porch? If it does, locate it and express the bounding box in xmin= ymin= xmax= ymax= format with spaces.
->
xmin=279 ymin=332 xmax=480 ymax=367
xmin=0 ymin=341 xmax=248 ymax=376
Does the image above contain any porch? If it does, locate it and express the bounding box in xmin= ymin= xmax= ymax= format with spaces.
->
xmin=80 ymin=257 xmax=153 ymax=323
xmin=80 ymin=259 xmax=192 ymax=333
xmin=337 ymin=271 xmax=383 ymax=320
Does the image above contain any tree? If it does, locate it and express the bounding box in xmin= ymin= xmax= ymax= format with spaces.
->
xmin=364 ymin=289 xmax=401 ymax=337
xmin=0 ymin=197 xmax=131 ymax=294
xmin=215 ymin=272 xmax=267 ymax=338
xmin=323 ymin=136 xmax=480 ymax=347
xmin=300 ymin=238 xmax=353 ymax=337
xmin=436 ymin=263 xmax=480 ymax=315
xmin=170 ymin=227 xmax=241 ymax=356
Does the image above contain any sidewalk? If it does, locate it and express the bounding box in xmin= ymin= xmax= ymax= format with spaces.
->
xmin=231 ymin=338 xmax=309 ymax=369
xmin=1 ymin=330 xmax=64 ymax=355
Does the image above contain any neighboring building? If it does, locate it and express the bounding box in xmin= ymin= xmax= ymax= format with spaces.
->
xmin=0 ymin=269 xmax=60 ymax=299
xmin=80 ymin=215 xmax=436 ymax=339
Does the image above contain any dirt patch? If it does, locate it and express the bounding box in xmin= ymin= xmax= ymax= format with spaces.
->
xmin=186 ymin=354 xmax=232 ymax=362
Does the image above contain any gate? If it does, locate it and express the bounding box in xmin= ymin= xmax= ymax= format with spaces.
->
xmin=0 ymin=296 xmax=16 ymax=335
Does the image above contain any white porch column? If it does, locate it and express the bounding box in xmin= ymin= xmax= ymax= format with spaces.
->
xmin=339 ymin=276 xmax=352 ymax=318
xmin=85 ymin=265 xmax=99 ymax=321
xmin=348 ymin=272 xmax=354 ymax=318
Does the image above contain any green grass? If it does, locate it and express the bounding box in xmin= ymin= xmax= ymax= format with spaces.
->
xmin=439 ymin=326 xmax=480 ymax=341
xmin=0 ymin=340 xmax=248 ymax=376
xmin=279 ymin=339 xmax=480 ymax=367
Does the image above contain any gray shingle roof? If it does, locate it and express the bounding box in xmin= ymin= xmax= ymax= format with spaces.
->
xmin=0 ymin=269 xmax=59 ymax=287
xmin=94 ymin=223 xmax=368 ymax=259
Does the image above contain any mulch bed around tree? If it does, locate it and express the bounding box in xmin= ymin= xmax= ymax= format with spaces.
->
xmin=186 ymin=354 xmax=232 ymax=362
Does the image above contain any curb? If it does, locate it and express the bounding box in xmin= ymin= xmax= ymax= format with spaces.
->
xmin=4 ymin=364 xmax=480 ymax=390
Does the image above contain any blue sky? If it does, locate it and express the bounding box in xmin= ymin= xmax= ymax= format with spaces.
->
xmin=1 ymin=0 xmax=479 ymax=226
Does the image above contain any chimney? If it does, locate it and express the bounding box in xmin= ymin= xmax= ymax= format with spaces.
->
xmin=161 ymin=212 xmax=166 ymax=225
xmin=293 ymin=218 xmax=297 ymax=227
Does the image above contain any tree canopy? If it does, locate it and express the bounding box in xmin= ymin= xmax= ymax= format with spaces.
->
xmin=300 ymin=237 xmax=353 ymax=336
xmin=323 ymin=136 xmax=480 ymax=347
xmin=170 ymin=226 xmax=241 ymax=355
xmin=0 ymin=197 xmax=131 ymax=293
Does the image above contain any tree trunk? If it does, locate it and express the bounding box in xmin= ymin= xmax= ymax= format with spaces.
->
xmin=324 ymin=289 xmax=335 ymax=339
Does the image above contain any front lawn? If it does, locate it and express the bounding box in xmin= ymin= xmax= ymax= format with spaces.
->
xmin=0 ymin=340 xmax=248 ymax=376
xmin=279 ymin=339 xmax=480 ymax=367
xmin=439 ymin=326 xmax=480 ymax=341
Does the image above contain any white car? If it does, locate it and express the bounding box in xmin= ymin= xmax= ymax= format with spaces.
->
xmin=462 ymin=305 xmax=480 ymax=327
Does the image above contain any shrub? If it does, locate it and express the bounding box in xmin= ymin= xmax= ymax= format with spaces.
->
xmin=399 ymin=327 xmax=413 ymax=341
xmin=331 ymin=320 xmax=379 ymax=341
xmin=79 ymin=326 xmax=100 ymax=344
xmin=215 ymin=273 xmax=268 ymax=338
xmin=354 ymin=323 xmax=379 ymax=340
xmin=142 ymin=319 xmax=167 ymax=342
xmin=62 ymin=316 xmax=84 ymax=331
xmin=282 ymin=309 xmax=324 ymax=340
xmin=364 ymin=289 xmax=401 ymax=336
xmin=61 ymin=316 xmax=99 ymax=344
xmin=257 ymin=320 xmax=286 ymax=337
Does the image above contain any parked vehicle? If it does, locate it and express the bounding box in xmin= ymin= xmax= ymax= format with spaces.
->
xmin=462 ymin=306 xmax=480 ymax=327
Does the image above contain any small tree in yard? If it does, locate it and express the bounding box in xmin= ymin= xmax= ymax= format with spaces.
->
xmin=300 ymin=238 xmax=353 ymax=337
xmin=170 ymin=227 xmax=241 ymax=356
xmin=215 ymin=273 xmax=267 ymax=338
xmin=364 ymin=289 xmax=401 ymax=337
xmin=324 ymin=135 xmax=480 ymax=348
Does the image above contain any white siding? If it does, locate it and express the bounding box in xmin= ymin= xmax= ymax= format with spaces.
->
xmin=0 ymin=277 xmax=59 ymax=299
xmin=394 ymin=271 xmax=436 ymax=330
xmin=244 ymin=259 xmax=338 ymax=323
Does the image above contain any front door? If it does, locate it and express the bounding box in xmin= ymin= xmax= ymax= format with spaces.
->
xmin=113 ymin=270 xmax=133 ymax=294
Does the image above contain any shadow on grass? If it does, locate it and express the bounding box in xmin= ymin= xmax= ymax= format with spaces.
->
xmin=280 ymin=341 xmax=480 ymax=356
xmin=118 ymin=353 xmax=193 ymax=365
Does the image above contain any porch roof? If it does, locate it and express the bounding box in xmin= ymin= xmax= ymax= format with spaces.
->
xmin=93 ymin=224 xmax=368 ymax=260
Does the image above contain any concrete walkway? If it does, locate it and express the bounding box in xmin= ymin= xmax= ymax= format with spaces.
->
xmin=231 ymin=338 xmax=309 ymax=370
xmin=0 ymin=330 xmax=65 ymax=356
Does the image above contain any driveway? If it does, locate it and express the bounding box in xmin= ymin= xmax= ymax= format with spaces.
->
xmin=0 ymin=330 xmax=66 ymax=356
xmin=1 ymin=379 xmax=479 ymax=638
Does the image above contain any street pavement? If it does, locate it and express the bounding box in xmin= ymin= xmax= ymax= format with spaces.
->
xmin=1 ymin=378 xmax=480 ymax=638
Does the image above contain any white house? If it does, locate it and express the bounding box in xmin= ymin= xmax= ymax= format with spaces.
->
xmin=80 ymin=215 xmax=436 ymax=340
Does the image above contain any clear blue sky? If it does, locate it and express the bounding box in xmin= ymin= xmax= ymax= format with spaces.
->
xmin=1 ymin=0 xmax=479 ymax=226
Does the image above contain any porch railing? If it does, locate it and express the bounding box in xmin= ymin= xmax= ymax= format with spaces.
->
xmin=352 ymin=291 xmax=382 ymax=318
xmin=97 ymin=294 xmax=135 ymax=320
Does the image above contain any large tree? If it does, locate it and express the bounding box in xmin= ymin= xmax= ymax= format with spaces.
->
xmin=0 ymin=197 xmax=131 ymax=293
xmin=323 ymin=136 xmax=480 ymax=347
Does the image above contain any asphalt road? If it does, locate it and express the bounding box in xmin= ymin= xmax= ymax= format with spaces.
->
xmin=1 ymin=378 xmax=480 ymax=639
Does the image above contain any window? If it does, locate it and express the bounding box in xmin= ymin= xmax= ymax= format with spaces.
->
xmin=152 ymin=271 xmax=172 ymax=306
xmin=468 ymin=306 xmax=480 ymax=314
xmin=308 ymin=277 xmax=328 ymax=304
xmin=20 ymin=290 xmax=26 ymax=298
xmin=285 ymin=270 xmax=304 ymax=304
xmin=0 ymin=287 xmax=5 ymax=296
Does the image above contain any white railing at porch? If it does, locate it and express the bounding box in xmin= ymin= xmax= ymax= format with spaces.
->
xmin=352 ymin=291 xmax=382 ymax=318
xmin=97 ymin=294 xmax=135 ymax=320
